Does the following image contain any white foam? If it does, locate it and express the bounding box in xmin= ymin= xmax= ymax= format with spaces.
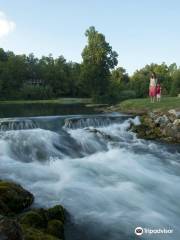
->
xmin=0 ymin=118 xmax=180 ymax=239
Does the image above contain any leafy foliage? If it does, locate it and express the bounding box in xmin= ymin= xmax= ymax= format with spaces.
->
xmin=81 ymin=26 xmax=118 ymax=101
xmin=0 ymin=27 xmax=179 ymax=103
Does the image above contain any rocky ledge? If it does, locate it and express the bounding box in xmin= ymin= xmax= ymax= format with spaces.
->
xmin=131 ymin=109 xmax=180 ymax=143
xmin=0 ymin=180 xmax=65 ymax=240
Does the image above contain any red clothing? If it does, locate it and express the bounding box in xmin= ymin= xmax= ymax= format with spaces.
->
xmin=149 ymin=86 xmax=156 ymax=97
xmin=156 ymin=86 xmax=161 ymax=94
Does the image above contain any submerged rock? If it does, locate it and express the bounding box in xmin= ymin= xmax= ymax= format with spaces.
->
xmin=85 ymin=127 xmax=113 ymax=141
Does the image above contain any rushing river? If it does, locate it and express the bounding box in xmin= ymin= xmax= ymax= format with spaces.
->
xmin=0 ymin=113 xmax=180 ymax=240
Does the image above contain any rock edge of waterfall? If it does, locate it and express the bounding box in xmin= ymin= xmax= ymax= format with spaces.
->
xmin=130 ymin=109 xmax=180 ymax=143
xmin=98 ymin=104 xmax=180 ymax=143
xmin=0 ymin=180 xmax=65 ymax=240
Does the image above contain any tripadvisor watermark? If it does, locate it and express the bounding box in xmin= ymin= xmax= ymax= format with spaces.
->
xmin=135 ymin=227 xmax=173 ymax=236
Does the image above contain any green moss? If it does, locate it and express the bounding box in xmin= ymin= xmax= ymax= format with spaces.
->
xmin=0 ymin=181 xmax=34 ymax=214
xmin=21 ymin=225 xmax=60 ymax=240
xmin=47 ymin=205 xmax=65 ymax=223
xmin=47 ymin=220 xmax=64 ymax=239
xmin=20 ymin=211 xmax=46 ymax=229
xmin=0 ymin=216 xmax=23 ymax=240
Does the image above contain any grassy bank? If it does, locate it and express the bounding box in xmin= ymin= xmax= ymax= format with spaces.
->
xmin=116 ymin=97 xmax=180 ymax=114
xmin=0 ymin=98 xmax=91 ymax=105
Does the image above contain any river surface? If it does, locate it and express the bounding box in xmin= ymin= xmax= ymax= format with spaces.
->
xmin=0 ymin=108 xmax=180 ymax=239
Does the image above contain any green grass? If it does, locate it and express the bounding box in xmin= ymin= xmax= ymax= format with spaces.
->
xmin=0 ymin=98 xmax=91 ymax=105
xmin=118 ymin=97 xmax=180 ymax=113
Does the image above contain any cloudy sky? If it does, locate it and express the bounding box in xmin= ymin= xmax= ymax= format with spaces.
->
xmin=0 ymin=0 xmax=180 ymax=74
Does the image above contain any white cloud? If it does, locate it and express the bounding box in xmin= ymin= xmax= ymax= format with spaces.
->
xmin=0 ymin=11 xmax=16 ymax=38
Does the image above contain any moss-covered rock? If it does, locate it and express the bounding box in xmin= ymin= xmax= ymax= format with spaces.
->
xmin=0 ymin=216 xmax=23 ymax=240
xmin=131 ymin=111 xmax=180 ymax=143
xmin=47 ymin=205 xmax=65 ymax=223
xmin=19 ymin=206 xmax=65 ymax=239
xmin=47 ymin=219 xmax=64 ymax=239
xmin=0 ymin=180 xmax=65 ymax=240
xmin=21 ymin=225 xmax=60 ymax=240
xmin=0 ymin=180 xmax=34 ymax=215
xmin=19 ymin=210 xmax=46 ymax=229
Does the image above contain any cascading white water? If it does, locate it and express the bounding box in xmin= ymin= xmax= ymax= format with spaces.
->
xmin=0 ymin=114 xmax=180 ymax=240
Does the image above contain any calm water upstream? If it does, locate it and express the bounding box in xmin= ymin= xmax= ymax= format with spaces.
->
xmin=0 ymin=103 xmax=97 ymax=118
xmin=0 ymin=105 xmax=180 ymax=239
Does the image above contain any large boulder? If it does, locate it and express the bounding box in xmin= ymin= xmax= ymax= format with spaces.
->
xmin=20 ymin=205 xmax=65 ymax=240
xmin=0 ymin=180 xmax=65 ymax=240
xmin=47 ymin=220 xmax=64 ymax=239
xmin=20 ymin=210 xmax=47 ymax=229
xmin=47 ymin=205 xmax=65 ymax=223
xmin=21 ymin=225 xmax=60 ymax=240
xmin=0 ymin=180 xmax=34 ymax=215
xmin=0 ymin=216 xmax=23 ymax=240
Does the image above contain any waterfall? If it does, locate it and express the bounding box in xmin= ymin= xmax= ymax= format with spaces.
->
xmin=0 ymin=114 xmax=179 ymax=240
xmin=0 ymin=118 xmax=38 ymax=131
xmin=63 ymin=115 xmax=129 ymax=129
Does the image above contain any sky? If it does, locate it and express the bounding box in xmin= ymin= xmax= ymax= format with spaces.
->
xmin=0 ymin=0 xmax=180 ymax=74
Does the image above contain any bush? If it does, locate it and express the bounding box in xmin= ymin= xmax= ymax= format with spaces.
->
xmin=20 ymin=85 xmax=53 ymax=100
xmin=118 ymin=90 xmax=136 ymax=101
xmin=170 ymin=71 xmax=180 ymax=96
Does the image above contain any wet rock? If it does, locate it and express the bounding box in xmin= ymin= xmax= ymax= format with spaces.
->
xmin=131 ymin=111 xmax=180 ymax=143
xmin=47 ymin=219 xmax=64 ymax=239
xmin=154 ymin=115 xmax=169 ymax=127
xmin=0 ymin=179 xmax=65 ymax=240
xmin=21 ymin=225 xmax=60 ymax=240
xmin=20 ymin=206 xmax=65 ymax=239
xmin=20 ymin=210 xmax=47 ymax=229
xmin=0 ymin=180 xmax=34 ymax=215
xmin=0 ymin=216 xmax=23 ymax=240
xmin=85 ymin=127 xmax=113 ymax=140
xmin=47 ymin=205 xmax=65 ymax=223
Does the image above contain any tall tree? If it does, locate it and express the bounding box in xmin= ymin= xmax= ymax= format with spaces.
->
xmin=81 ymin=26 xmax=118 ymax=101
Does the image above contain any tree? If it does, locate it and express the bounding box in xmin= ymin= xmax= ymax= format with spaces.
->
xmin=111 ymin=67 xmax=129 ymax=86
xmin=81 ymin=26 xmax=118 ymax=101
xmin=170 ymin=69 xmax=180 ymax=96
xmin=130 ymin=63 xmax=173 ymax=97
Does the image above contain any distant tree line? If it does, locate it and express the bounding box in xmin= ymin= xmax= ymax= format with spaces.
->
xmin=0 ymin=26 xmax=179 ymax=102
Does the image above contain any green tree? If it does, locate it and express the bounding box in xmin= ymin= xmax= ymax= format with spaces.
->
xmin=81 ymin=26 xmax=118 ymax=102
xmin=170 ymin=69 xmax=180 ymax=96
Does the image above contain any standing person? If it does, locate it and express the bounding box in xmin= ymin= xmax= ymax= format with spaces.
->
xmin=156 ymin=83 xmax=162 ymax=102
xmin=149 ymin=72 xmax=157 ymax=103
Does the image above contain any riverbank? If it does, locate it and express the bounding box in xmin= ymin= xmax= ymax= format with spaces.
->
xmin=0 ymin=98 xmax=91 ymax=105
xmin=0 ymin=180 xmax=65 ymax=240
xmin=100 ymin=97 xmax=180 ymax=143
xmin=104 ymin=97 xmax=180 ymax=114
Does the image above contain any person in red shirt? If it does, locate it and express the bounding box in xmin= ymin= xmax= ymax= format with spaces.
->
xmin=156 ymin=83 xmax=162 ymax=102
